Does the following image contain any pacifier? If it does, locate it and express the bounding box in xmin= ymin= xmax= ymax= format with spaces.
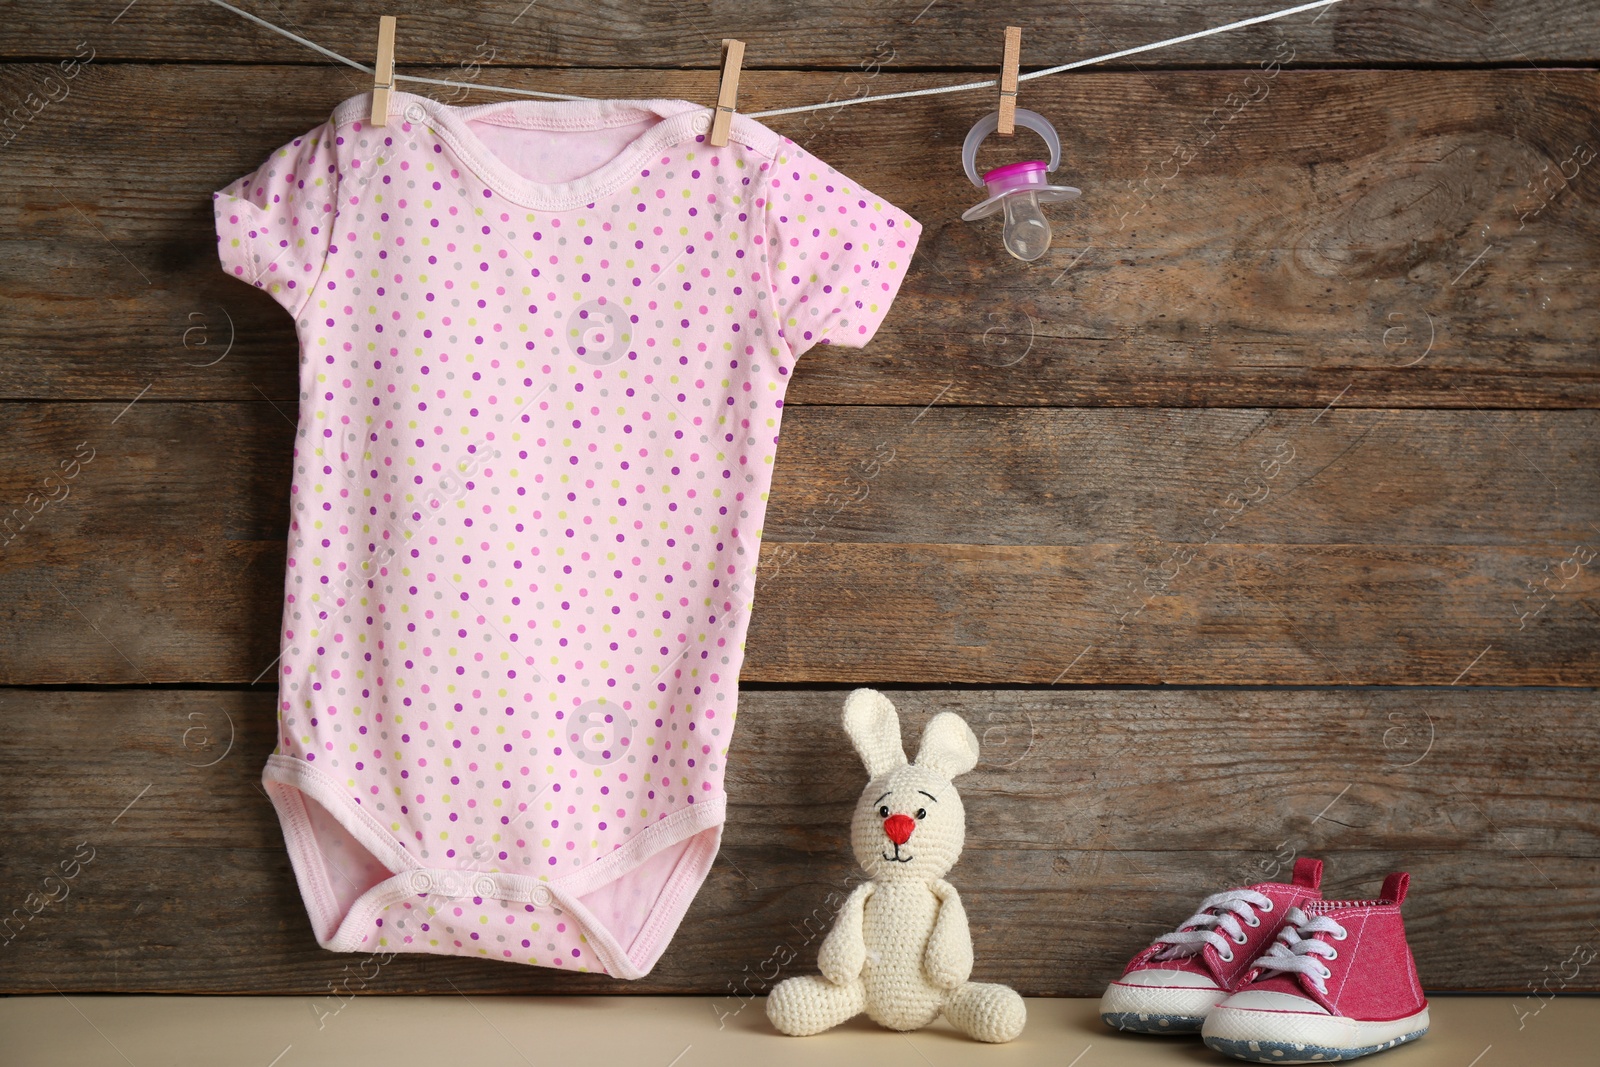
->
xmin=961 ymin=108 xmax=1081 ymax=261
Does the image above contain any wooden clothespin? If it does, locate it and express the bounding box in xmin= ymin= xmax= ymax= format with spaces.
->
xmin=997 ymin=26 xmax=1021 ymax=136
xmin=371 ymin=15 xmax=397 ymax=126
xmin=709 ymin=39 xmax=745 ymax=147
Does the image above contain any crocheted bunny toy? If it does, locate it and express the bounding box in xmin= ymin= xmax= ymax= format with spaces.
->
xmin=767 ymin=689 xmax=1026 ymax=1043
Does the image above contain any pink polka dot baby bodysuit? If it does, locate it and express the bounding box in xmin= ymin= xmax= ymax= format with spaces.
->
xmin=214 ymin=91 xmax=920 ymax=978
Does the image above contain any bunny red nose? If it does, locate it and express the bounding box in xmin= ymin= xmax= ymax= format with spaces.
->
xmin=883 ymin=814 xmax=916 ymax=846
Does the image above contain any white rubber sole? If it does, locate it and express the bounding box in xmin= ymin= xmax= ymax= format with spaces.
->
xmin=1202 ymin=1003 xmax=1430 ymax=1063
xmin=1099 ymin=980 xmax=1226 ymax=1034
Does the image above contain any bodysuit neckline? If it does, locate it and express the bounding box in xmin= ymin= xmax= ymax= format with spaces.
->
xmin=332 ymin=90 xmax=711 ymax=211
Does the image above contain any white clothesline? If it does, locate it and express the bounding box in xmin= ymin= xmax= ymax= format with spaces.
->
xmin=202 ymin=0 xmax=1343 ymax=119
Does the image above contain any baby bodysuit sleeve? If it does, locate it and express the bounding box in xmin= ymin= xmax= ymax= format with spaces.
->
xmin=213 ymin=120 xmax=342 ymax=317
xmin=761 ymin=139 xmax=922 ymax=361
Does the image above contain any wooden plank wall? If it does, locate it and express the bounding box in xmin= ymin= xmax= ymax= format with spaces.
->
xmin=2 ymin=0 xmax=1596 ymax=998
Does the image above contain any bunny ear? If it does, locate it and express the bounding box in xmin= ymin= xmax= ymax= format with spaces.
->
xmin=842 ymin=688 xmax=907 ymax=778
xmin=913 ymin=712 xmax=980 ymax=780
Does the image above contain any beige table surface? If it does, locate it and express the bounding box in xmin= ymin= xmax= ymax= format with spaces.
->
xmin=0 ymin=994 xmax=1591 ymax=1066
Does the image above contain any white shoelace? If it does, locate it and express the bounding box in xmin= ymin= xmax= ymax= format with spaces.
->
xmin=1249 ymin=906 xmax=1349 ymax=994
xmin=1151 ymin=889 xmax=1274 ymax=965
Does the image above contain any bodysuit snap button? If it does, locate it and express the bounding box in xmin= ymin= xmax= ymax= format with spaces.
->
xmin=474 ymin=876 xmax=497 ymax=898
xmin=409 ymin=870 xmax=433 ymax=893
xmin=693 ymin=113 xmax=711 ymax=134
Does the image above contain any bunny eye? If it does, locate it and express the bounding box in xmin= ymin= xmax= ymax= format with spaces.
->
xmin=915 ymin=808 xmax=927 ymax=820
xmin=878 ymin=805 xmax=890 ymax=818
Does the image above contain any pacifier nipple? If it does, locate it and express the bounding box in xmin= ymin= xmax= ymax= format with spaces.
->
xmin=1001 ymin=190 xmax=1051 ymax=262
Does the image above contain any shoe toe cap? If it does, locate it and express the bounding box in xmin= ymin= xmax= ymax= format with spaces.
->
xmin=1215 ymin=990 xmax=1331 ymax=1014
xmin=1113 ymin=968 xmax=1221 ymax=990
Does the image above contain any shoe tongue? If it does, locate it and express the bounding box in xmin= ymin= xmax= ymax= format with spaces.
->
xmin=1290 ymin=857 xmax=1323 ymax=889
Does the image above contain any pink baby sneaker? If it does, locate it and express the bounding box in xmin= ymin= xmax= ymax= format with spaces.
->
xmin=1202 ymin=872 xmax=1429 ymax=1063
xmin=1100 ymin=858 xmax=1324 ymax=1034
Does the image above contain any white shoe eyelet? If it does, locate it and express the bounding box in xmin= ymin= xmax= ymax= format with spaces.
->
xmin=1325 ymin=948 xmax=1338 ymax=961
xmin=1219 ymin=949 xmax=1234 ymax=963
xmin=1232 ymin=930 xmax=1248 ymax=944
xmin=1260 ymin=899 xmax=1275 ymax=913
xmin=1333 ymin=928 xmax=1349 ymax=940
xmin=1245 ymin=914 xmax=1261 ymax=927
xmin=1318 ymin=965 xmax=1332 ymax=980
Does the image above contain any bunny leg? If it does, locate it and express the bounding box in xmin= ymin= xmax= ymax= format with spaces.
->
xmin=766 ymin=974 xmax=867 ymax=1036
xmin=943 ymin=981 xmax=1027 ymax=1043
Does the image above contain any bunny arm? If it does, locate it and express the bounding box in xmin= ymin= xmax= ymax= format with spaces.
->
xmin=923 ymin=879 xmax=975 ymax=989
xmin=816 ymin=881 xmax=876 ymax=984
